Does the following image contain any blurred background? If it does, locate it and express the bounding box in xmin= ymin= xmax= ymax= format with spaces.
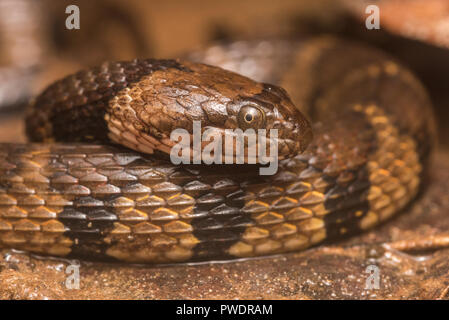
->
xmin=0 ymin=0 xmax=448 ymax=144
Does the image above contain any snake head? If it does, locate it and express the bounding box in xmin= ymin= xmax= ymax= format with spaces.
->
xmin=102 ymin=59 xmax=312 ymax=163
xmin=223 ymin=83 xmax=313 ymax=162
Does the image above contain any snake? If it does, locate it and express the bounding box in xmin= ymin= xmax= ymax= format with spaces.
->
xmin=0 ymin=37 xmax=436 ymax=263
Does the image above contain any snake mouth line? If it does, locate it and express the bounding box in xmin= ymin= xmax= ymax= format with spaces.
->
xmin=108 ymin=114 xmax=300 ymax=175
xmin=169 ymin=123 xmax=281 ymax=174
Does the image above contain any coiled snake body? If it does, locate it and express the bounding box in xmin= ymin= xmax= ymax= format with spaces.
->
xmin=0 ymin=37 xmax=436 ymax=263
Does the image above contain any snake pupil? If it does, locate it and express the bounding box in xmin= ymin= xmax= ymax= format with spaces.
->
xmin=245 ymin=114 xmax=253 ymax=122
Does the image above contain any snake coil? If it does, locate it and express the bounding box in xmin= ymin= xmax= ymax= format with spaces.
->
xmin=0 ymin=37 xmax=436 ymax=263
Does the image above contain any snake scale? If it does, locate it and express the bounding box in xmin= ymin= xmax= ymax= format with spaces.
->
xmin=0 ymin=37 xmax=436 ymax=263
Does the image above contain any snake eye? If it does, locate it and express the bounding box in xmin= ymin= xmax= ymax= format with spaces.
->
xmin=238 ymin=105 xmax=266 ymax=130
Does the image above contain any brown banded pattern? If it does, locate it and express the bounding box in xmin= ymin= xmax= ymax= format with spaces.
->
xmin=0 ymin=37 xmax=436 ymax=263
